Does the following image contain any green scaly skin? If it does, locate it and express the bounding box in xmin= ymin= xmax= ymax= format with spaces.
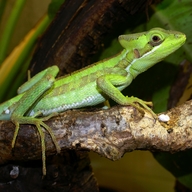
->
xmin=0 ymin=28 xmax=186 ymax=175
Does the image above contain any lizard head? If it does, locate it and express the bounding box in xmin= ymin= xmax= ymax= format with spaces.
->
xmin=119 ymin=28 xmax=186 ymax=78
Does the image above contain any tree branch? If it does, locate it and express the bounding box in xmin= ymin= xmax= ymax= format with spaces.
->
xmin=0 ymin=100 xmax=191 ymax=164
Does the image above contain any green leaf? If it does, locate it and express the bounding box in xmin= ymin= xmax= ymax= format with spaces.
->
xmin=0 ymin=0 xmax=27 ymax=65
xmin=48 ymin=0 xmax=65 ymax=19
xmin=154 ymin=151 xmax=192 ymax=189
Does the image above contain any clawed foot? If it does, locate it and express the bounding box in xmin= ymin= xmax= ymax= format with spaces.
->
xmin=128 ymin=96 xmax=157 ymax=118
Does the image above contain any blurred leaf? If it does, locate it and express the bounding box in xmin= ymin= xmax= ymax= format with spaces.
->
xmin=48 ymin=0 xmax=65 ymax=19
xmin=0 ymin=0 xmax=27 ymax=65
xmin=0 ymin=0 xmax=7 ymax=22
xmin=154 ymin=151 xmax=192 ymax=189
xmin=0 ymin=15 xmax=51 ymax=101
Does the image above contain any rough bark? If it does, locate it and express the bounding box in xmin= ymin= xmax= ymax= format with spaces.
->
xmin=1 ymin=100 xmax=192 ymax=164
xmin=0 ymin=100 xmax=191 ymax=190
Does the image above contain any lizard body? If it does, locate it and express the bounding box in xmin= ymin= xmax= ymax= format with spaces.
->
xmin=0 ymin=28 xmax=186 ymax=175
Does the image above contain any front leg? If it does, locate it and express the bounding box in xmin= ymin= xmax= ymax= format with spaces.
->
xmin=97 ymin=73 xmax=156 ymax=118
xmin=18 ymin=66 xmax=59 ymax=94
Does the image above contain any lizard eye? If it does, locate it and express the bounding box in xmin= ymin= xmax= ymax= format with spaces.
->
xmin=152 ymin=35 xmax=161 ymax=42
xmin=150 ymin=34 xmax=163 ymax=46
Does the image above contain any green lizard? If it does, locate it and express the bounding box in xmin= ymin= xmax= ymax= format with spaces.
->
xmin=0 ymin=28 xmax=186 ymax=175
